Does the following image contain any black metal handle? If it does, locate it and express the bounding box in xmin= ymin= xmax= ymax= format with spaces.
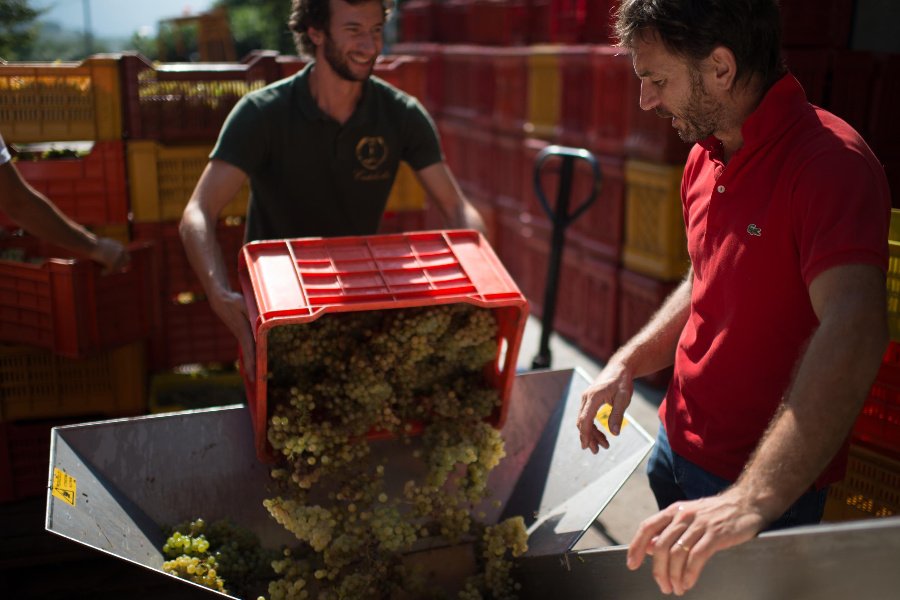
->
xmin=532 ymin=145 xmax=603 ymax=231
xmin=531 ymin=145 xmax=603 ymax=370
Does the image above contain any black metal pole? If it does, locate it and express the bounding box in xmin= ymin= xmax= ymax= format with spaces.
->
xmin=532 ymin=155 xmax=574 ymax=370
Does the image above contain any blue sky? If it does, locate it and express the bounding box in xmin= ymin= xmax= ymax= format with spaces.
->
xmin=35 ymin=0 xmax=217 ymax=38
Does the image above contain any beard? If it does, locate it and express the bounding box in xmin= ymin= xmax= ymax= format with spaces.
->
xmin=323 ymin=34 xmax=374 ymax=82
xmin=657 ymin=71 xmax=724 ymax=143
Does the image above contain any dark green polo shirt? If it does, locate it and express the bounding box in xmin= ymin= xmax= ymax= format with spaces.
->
xmin=210 ymin=62 xmax=443 ymax=242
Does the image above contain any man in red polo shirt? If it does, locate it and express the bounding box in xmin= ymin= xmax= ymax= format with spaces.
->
xmin=576 ymin=0 xmax=890 ymax=595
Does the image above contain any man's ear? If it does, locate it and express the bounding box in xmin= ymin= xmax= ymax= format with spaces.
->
xmin=308 ymin=26 xmax=325 ymax=47
xmin=707 ymin=46 xmax=737 ymax=92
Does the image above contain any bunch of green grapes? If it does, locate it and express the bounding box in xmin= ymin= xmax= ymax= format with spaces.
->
xmin=258 ymin=304 xmax=527 ymax=599
xmin=161 ymin=518 xmax=278 ymax=599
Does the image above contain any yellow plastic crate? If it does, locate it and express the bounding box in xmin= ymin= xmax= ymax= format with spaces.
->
xmin=622 ymin=159 xmax=690 ymax=281
xmin=127 ymin=140 xmax=249 ymax=223
xmin=0 ymin=56 xmax=122 ymax=143
xmin=0 ymin=342 xmax=146 ymax=422
xmin=823 ymin=443 xmax=900 ymax=522
xmin=887 ymin=209 xmax=900 ymax=341
xmin=386 ymin=161 xmax=426 ymax=211
xmin=526 ymin=46 xmax=562 ymax=141
xmin=148 ymin=370 xmax=244 ymax=414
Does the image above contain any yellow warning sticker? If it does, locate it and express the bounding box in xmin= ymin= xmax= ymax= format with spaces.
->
xmin=52 ymin=468 xmax=77 ymax=506
xmin=595 ymin=404 xmax=628 ymax=433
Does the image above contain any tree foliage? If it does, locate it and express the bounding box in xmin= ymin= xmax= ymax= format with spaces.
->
xmin=0 ymin=0 xmax=44 ymax=60
xmin=214 ymin=0 xmax=295 ymax=57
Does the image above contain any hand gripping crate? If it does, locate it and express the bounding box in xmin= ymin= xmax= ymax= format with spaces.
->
xmin=238 ymin=230 xmax=528 ymax=461
xmin=0 ymin=241 xmax=157 ymax=358
xmin=0 ymin=55 xmax=122 ymax=144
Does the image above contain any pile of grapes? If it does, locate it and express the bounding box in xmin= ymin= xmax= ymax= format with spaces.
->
xmin=164 ymin=303 xmax=528 ymax=599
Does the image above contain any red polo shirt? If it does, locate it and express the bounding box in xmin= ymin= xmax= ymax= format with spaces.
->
xmin=661 ymin=74 xmax=890 ymax=488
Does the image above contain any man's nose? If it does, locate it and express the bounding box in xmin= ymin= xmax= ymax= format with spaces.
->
xmin=639 ymin=80 xmax=659 ymax=112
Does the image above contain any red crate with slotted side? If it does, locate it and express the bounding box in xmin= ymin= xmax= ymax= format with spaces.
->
xmin=149 ymin=298 xmax=239 ymax=371
xmin=853 ymin=342 xmax=900 ymax=457
xmin=0 ymin=417 xmax=86 ymax=503
xmin=618 ymin=268 xmax=678 ymax=388
xmin=0 ymin=241 xmax=157 ymax=358
xmin=133 ymin=219 xmax=245 ymax=298
xmin=583 ymin=0 xmax=617 ymax=44
xmin=492 ymin=132 xmax=525 ymax=211
xmin=441 ymin=46 xmax=484 ymax=121
xmin=6 ymin=141 xmax=129 ymax=229
xmin=557 ymin=45 xmax=594 ymax=149
xmin=588 ymin=47 xmax=635 ymax=157
xmin=491 ymin=47 xmax=529 ymax=135
xmin=495 ymin=206 xmax=531 ymax=294
xmin=238 ymin=230 xmax=528 ymax=462
xmin=784 ymin=48 xmax=831 ymax=109
xmin=120 ymin=52 xmax=280 ymax=144
xmin=392 ymin=43 xmax=445 ymax=117
xmin=398 ymin=0 xmax=437 ymax=43
xmin=577 ymin=251 xmax=619 ymax=362
xmin=568 ymin=152 xmax=625 ymax=264
xmin=780 ymin=0 xmax=854 ymax=48
xmin=469 ymin=0 xmax=530 ymax=46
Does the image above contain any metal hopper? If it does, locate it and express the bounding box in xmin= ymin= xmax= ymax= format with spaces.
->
xmin=44 ymin=367 xmax=654 ymax=598
xmin=43 ymin=366 xmax=900 ymax=598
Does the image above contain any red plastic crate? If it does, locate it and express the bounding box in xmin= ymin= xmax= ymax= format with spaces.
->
xmin=830 ymin=51 xmax=880 ymax=142
xmin=469 ymin=0 xmax=530 ymax=46
xmin=783 ymin=48 xmax=832 ymax=108
xmin=550 ymin=0 xmax=585 ymax=43
xmin=120 ymin=52 xmax=280 ymax=143
xmin=238 ymin=230 xmax=528 ymax=461
xmin=625 ymin=94 xmax=691 ymax=165
xmin=398 ymin=0 xmax=437 ymax=43
xmin=435 ymin=0 xmax=473 ymax=44
xmin=853 ymin=344 xmax=900 ymax=456
xmin=578 ymin=251 xmax=619 ymax=362
xmin=618 ymin=268 xmax=679 ymax=388
xmin=440 ymin=46 xmax=482 ymax=121
xmin=5 ymin=141 xmax=128 ymax=229
xmin=568 ymin=152 xmax=625 ymax=263
xmin=149 ymin=298 xmax=239 ymax=371
xmin=583 ymin=0 xmax=617 ymax=44
xmin=133 ymin=219 xmax=245 ymax=297
xmin=868 ymin=54 xmax=900 ymax=157
xmin=587 ymin=47 xmax=634 ymax=156
xmin=0 ymin=241 xmax=157 ymax=358
xmin=780 ymin=0 xmax=854 ymax=48
xmin=391 ymin=43 xmax=445 ymax=117
xmin=557 ymin=45 xmax=594 ymax=148
xmin=495 ymin=207 xmax=531 ymax=293
xmin=492 ymin=132 xmax=526 ymax=211
xmin=491 ymin=47 xmax=529 ymax=135
xmin=528 ymin=0 xmax=552 ymax=44
xmin=0 ymin=417 xmax=83 ymax=503
xmin=378 ymin=209 xmax=427 ymax=234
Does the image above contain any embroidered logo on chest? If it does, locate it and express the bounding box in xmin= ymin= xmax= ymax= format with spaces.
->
xmin=747 ymin=224 xmax=762 ymax=237
xmin=356 ymin=136 xmax=388 ymax=170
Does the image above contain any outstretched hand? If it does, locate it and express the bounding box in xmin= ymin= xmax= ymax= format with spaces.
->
xmin=626 ymin=490 xmax=768 ymax=595
xmin=577 ymin=361 xmax=634 ymax=453
xmin=91 ymin=237 xmax=130 ymax=273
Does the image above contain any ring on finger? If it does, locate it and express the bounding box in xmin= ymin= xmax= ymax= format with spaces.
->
xmin=674 ymin=539 xmax=691 ymax=552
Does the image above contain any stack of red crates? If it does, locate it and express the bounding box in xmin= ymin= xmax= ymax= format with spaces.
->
xmin=0 ymin=57 xmax=152 ymax=503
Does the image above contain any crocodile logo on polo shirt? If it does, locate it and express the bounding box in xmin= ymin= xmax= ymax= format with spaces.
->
xmin=747 ymin=224 xmax=762 ymax=237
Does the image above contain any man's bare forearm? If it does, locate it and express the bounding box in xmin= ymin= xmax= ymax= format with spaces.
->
xmin=179 ymin=201 xmax=233 ymax=298
xmin=612 ymin=268 xmax=693 ymax=378
xmin=734 ymin=266 xmax=887 ymax=521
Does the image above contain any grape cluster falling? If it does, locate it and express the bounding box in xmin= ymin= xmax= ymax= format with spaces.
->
xmin=164 ymin=303 xmax=528 ymax=599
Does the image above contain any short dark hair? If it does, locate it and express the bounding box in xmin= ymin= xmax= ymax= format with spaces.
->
xmin=615 ymin=0 xmax=786 ymax=90
xmin=289 ymin=0 xmax=391 ymax=57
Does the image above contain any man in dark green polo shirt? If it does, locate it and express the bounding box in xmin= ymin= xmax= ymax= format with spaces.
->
xmin=179 ymin=0 xmax=485 ymax=376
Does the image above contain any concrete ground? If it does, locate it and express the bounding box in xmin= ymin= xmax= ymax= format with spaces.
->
xmin=515 ymin=315 xmax=665 ymax=549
